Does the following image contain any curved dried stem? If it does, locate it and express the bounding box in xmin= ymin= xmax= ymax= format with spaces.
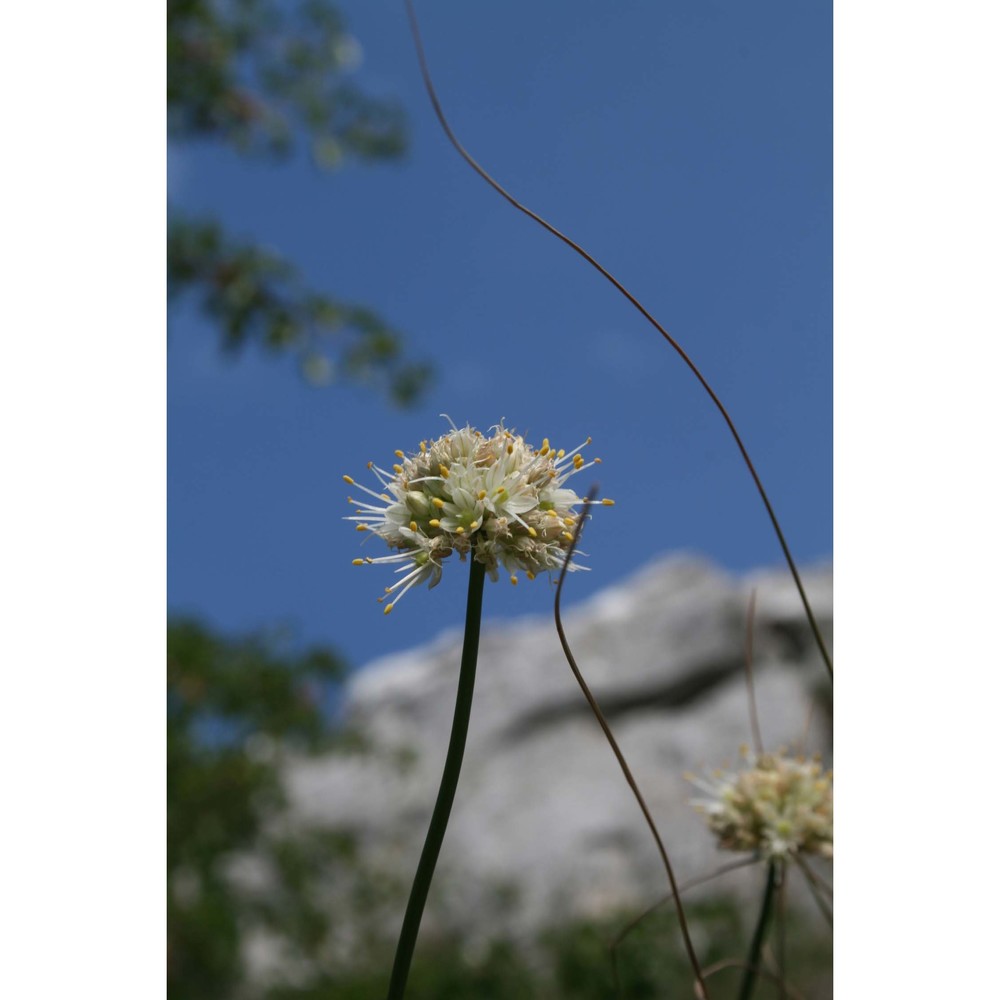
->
xmin=610 ymin=856 xmax=758 ymax=999
xmin=792 ymin=855 xmax=834 ymax=927
xmin=795 ymin=698 xmax=818 ymax=755
xmin=402 ymin=0 xmax=832 ymax=682
xmin=553 ymin=486 xmax=710 ymax=1000
xmin=701 ymin=958 xmax=807 ymax=1000
xmin=795 ymin=855 xmax=833 ymax=899
xmin=743 ymin=589 xmax=765 ymax=755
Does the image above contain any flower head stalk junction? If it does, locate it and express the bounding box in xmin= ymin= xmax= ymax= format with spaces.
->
xmin=345 ymin=419 xmax=613 ymax=614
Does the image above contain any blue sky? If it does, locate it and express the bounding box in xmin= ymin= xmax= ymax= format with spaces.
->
xmin=168 ymin=0 xmax=832 ymax=670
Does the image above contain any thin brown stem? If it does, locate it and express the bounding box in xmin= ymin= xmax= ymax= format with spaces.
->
xmin=701 ymin=959 xmax=807 ymax=1000
xmin=402 ymin=0 xmax=832 ymax=682
xmin=795 ymin=855 xmax=833 ymax=899
xmin=795 ymin=699 xmax=818 ymax=755
xmin=793 ymin=855 xmax=834 ymax=927
xmin=554 ymin=486 xmax=710 ymax=1000
xmin=610 ymin=856 xmax=758 ymax=999
xmin=612 ymin=856 xmax=759 ymax=951
xmin=743 ymin=589 xmax=765 ymax=755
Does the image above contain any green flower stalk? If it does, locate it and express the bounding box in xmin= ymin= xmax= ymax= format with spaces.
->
xmin=384 ymin=556 xmax=484 ymax=999
xmin=345 ymin=419 xmax=610 ymax=998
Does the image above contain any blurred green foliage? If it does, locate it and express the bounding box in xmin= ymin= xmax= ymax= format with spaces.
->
xmin=167 ymin=0 xmax=430 ymax=403
xmin=167 ymin=619 xmax=350 ymax=1000
xmin=267 ymin=900 xmax=831 ymax=1000
xmin=167 ymin=618 xmax=832 ymax=998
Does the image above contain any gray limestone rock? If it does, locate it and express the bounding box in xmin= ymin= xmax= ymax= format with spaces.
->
xmin=284 ymin=553 xmax=833 ymax=942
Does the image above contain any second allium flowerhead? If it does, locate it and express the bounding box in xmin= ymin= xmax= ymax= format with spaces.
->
xmin=344 ymin=419 xmax=613 ymax=613
xmin=689 ymin=750 xmax=833 ymax=861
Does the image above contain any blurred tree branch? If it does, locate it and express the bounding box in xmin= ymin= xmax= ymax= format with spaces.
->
xmin=168 ymin=0 xmax=430 ymax=403
xmin=167 ymin=619 xmax=358 ymax=999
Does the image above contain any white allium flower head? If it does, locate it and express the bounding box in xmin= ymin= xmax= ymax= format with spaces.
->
xmin=688 ymin=749 xmax=833 ymax=861
xmin=344 ymin=417 xmax=613 ymax=614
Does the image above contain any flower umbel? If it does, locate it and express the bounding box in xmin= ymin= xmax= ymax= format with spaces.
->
xmin=345 ymin=419 xmax=612 ymax=613
xmin=689 ymin=749 xmax=833 ymax=861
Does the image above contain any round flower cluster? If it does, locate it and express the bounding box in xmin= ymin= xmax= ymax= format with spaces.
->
xmin=689 ymin=749 xmax=833 ymax=861
xmin=344 ymin=419 xmax=612 ymax=614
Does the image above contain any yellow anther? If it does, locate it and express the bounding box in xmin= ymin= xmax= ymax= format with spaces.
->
xmin=564 ymin=517 xmax=575 ymax=526
xmin=527 ymin=527 xmax=537 ymax=538
xmin=355 ymin=524 xmax=368 ymax=532
xmin=429 ymin=518 xmax=441 ymax=528
xmin=562 ymin=532 xmax=574 ymax=542
xmin=394 ymin=449 xmax=405 ymax=459
xmin=495 ymin=487 xmax=506 ymax=496
xmin=393 ymin=464 xmax=403 ymax=474
xmin=510 ymin=575 xmax=518 ymax=586
xmin=526 ymin=570 xmax=536 ymax=580
xmin=380 ymin=494 xmax=391 ymax=501
xmin=352 ymin=559 xmax=364 ymax=566
xmin=506 ymin=444 xmax=514 ymax=454
xmin=367 ymin=461 xmax=374 ymax=469
xmin=478 ymin=489 xmax=487 ymax=500
xmin=343 ymin=475 xmax=355 ymax=485
xmin=546 ymin=509 xmax=558 ymax=518
xmin=455 ymin=526 xmax=465 ymax=535
xmin=594 ymin=457 xmax=602 ymax=464
xmin=573 ymin=454 xmax=584 ymax=469
xmin=548 ymin=469 xmax=557 ymax=478
xmin=420 ymin=440 xmax=427 ymax=453
xmin=469 ymin=520 xmax=479 ymax=531
xmin=601 ymin=498 xmax=615 ymax=506
xmin=409 ymin=521 xmax=418 ymax=532
xmin=439 ymin=464 xmax=449 ymax=478
xmin=385 ymin=587 xmax=393 ymax=594
xmin=347 ymin=496 xmax=354 ymax=504
xmin=432 ymin=497 xmax=445 ymax=509
xmin=586 ymin=436 xmax=592 ymax=445
xmin=557 ymin=449 xmax=565 ymax=458
xmin=384 ymin=603 xmax=394 ymax=615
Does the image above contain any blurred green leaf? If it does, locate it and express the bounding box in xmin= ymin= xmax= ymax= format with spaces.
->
xmin=168 ymin=214 xmax=428 ymax=404
xmin=167 ymin=619 xmax=349 ymax=1000
xmin=167 ymin=0 xmax=407 ymax=160
xmin=167 ymin=0 xmax=430 ymax=405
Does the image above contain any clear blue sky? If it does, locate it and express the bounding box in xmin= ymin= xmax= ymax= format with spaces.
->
xmin=168 ymin=0 xmax=831 ymax=671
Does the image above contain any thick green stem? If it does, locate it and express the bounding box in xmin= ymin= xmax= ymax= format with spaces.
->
xmin=386 ymin=558 xmax=486 ymax=999
xmin=737 ymin=860 xmax=779 ymax=1000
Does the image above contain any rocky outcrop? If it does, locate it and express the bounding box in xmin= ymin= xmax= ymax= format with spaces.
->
xmin=286 ymin=553 xmax=832 ymax=939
